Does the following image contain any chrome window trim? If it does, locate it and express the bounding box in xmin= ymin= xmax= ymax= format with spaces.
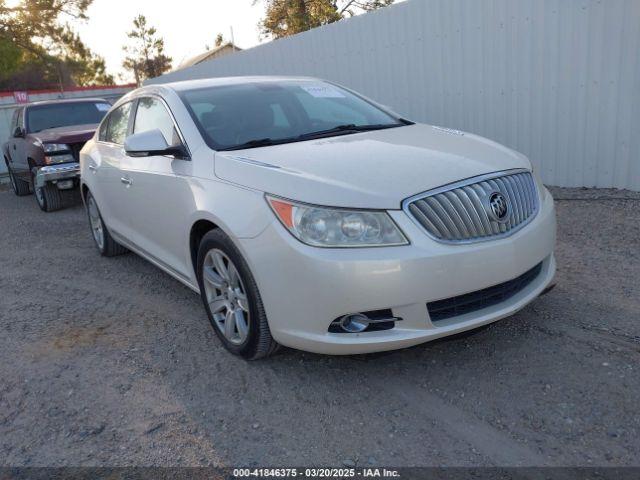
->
xmin=401 ymin=168 xmax=540 ymax=245
xmin=96 ymin=94 xmax=192 ymax=159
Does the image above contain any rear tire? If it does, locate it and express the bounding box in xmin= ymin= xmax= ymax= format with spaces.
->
xmin=7 ymin=165 xmax=30 ymax=196
xmin=36 ymin=183 xmax=63 ymax=212
xmin=85 ymin=191 xmax=128 ymax=257
xmin=197 ymin=229 xmax=279 ymax=360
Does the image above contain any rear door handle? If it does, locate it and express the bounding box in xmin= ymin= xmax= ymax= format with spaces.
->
xmin=88 ymin=165 xmax=97 ymax=172
xmin=120 ymin=177 xmax=132 ymax=186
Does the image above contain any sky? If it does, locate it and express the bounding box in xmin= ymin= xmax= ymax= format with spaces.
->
xmin=74 ymin=0 xmax=268 ymax=82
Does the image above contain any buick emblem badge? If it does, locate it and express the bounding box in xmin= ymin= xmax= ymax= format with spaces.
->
xmin=487 ymin=192 xmax=510 ymax=223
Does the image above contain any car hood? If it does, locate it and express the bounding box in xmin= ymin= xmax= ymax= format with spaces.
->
xmin=214 ymin=124 xmax=531 ymax=209
xmin=31 ymin=124 xmax=98 ymax=144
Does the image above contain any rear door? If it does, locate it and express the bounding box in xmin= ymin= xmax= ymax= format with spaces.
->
xmin=92 ymin=101 xmax=134 ymax=237
xmin=118 ymin=96 xmax=193 ymax=278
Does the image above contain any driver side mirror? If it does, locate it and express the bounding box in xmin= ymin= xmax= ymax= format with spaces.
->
xmin=13 ymin=126 xmax=25 ymax=138
xmin=124 ymin=129 xmax=189 ymax=160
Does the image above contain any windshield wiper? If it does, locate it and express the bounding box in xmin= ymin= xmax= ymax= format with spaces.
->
xmin=296 ymin=123 xmax=403 ymax=141
xmin=218 ymin=123 xmax=406 ymax=151
xmin=219 ymin=138 xmax=280 ymax=151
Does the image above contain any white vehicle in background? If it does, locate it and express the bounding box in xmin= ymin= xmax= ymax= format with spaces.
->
xmin=80 ymin=77 xmax=556 ymax=359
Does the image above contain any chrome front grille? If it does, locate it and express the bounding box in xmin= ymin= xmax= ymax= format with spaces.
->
xmin=404 ymin=170 xmax=539 ymax=243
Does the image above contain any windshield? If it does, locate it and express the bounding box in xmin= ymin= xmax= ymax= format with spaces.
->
xmin=26 ymin=101 xmax=111 ymax=133
xmin=179 ymin=81 xmax=407 ymax=151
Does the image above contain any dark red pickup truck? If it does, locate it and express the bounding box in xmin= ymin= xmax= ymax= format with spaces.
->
xmin=3 ymin=98 xmax=112 ymax=212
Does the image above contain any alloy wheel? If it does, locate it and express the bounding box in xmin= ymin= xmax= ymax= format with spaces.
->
xmin=87 ymin=196 xmax=105 ymax=250
xmin=202 ymin=248 xmax=250 ymax=345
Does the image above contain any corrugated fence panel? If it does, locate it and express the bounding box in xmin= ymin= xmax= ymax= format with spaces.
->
xmin=149 ymin=0 xmax=640 ymax=190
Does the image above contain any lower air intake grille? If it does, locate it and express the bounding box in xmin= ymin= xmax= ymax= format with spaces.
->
xmin=427 ymin=262 xmax=543 ymax=322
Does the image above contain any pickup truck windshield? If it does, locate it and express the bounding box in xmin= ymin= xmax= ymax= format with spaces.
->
xmin=27 ymin=102 xmax=111 ymax=133
xmin=180 ymin=81 xmax=407 ymax=151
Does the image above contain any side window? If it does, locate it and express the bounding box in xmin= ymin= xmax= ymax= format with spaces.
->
xmin=133 ymin=97 xmax=181 ymax=146
xmin=105 ymin=102 xmax=132 ymax=145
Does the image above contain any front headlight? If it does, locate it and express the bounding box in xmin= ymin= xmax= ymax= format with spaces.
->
xmin=43 ymin=143 xmax=70 ymax=153
xmin=266 ymin=195 xmax=408 ymax=248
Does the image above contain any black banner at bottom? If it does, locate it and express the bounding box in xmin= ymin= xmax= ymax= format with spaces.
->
xmin=1 ymin=468 xmax=640 ymax=480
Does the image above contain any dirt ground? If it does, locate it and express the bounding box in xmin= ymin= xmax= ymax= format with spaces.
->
xmin=0 ymin=185 xmax=638 ymax=467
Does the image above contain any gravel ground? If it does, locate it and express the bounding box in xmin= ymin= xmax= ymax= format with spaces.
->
xmin=0 ymin=185 xmax=638 ymax=468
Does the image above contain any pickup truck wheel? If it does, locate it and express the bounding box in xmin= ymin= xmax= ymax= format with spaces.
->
xmin=8 ymin=166 xmax=31 ymax=197
xmin=86 ymin=192 xmax=128 ymax=257
xmin=36 ymin=183 xmax=63 ymax=212
xmin=197 ymin=229 xmax=280 ymax=360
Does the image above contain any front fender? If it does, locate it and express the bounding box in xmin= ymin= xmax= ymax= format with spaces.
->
xmin=183 ymin=178 xmax=272 ymax=285
xmin=186 ymin=178 xmax=272 ymax=241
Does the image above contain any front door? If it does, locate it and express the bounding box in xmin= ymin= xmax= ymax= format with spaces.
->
xmin=118 ymin=96 xmax=194 ymax=278
xmin=8 ymin=108 xmax=28 ymax=179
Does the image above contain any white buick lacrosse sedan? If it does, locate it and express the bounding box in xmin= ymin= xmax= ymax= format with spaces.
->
xmin=80 ymin=77 xmax=556 ymax=359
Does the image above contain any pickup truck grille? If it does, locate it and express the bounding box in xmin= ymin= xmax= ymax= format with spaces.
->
xmin=404 ymin=170 xmax=539 ymax=243
xmin=70 ymin=143 xmax=86 ymax=162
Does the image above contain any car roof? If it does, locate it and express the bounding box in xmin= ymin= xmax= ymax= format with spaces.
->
xmin=113 ymin=76 xmax=332 ymax=109
xmin=25 ymin=97 xmax=109 ymax=108
xmin=158 ymin=75 xmax=323 ymax=93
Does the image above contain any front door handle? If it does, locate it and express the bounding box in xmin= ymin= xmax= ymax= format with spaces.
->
xmin=120 ymin=177 xmax=133 ymax=186
xmin=88 ymin=165 xmax=97 ymax=172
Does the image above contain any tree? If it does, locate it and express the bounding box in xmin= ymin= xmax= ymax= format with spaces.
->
xmin=206 ymin=33 xmax=225 ymax=51
xmin=54 ymin=29 xmax=114 ymax=86
xmin=0 ymin=0 xmax=91 ymax=52
xmin=122 ymin=15 xmax=172 ymax=85
xmin=0 ymin=0 xmax=114 ymax=89
xmin=255 ymin=0 xmax=395 ymax=39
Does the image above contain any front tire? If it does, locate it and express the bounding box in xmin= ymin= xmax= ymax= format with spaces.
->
xmin=7 ymin=165 xmax=30 ymax=196
xmin=86 ymin=191 xmax=128 ymax=257
xmin=197 ymin=229 xmax=279 ymax=360
xmin=36 ymin=183 xmax=63 ymax=212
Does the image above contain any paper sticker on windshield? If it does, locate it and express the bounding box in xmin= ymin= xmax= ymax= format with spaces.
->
xmin=96 ymin=103 xmax=111 ymax=112
xmin=301 ymin=85 xmax=345 ymax=98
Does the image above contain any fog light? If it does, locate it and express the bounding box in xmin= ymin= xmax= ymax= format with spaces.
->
xmin=339 ymin=314 xmax=370 ymax=333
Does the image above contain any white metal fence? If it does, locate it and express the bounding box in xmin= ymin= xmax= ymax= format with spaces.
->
xmin=149 ymin=0 xmax=640 ymax=191
xmin=0 ymin=85 xmax=134 ymax=176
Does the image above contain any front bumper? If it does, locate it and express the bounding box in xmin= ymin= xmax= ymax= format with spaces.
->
xmin=35 ymin=162 xmax=80 ymax=189
xmin=239 ymin=189 xmax=557 ymax=355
